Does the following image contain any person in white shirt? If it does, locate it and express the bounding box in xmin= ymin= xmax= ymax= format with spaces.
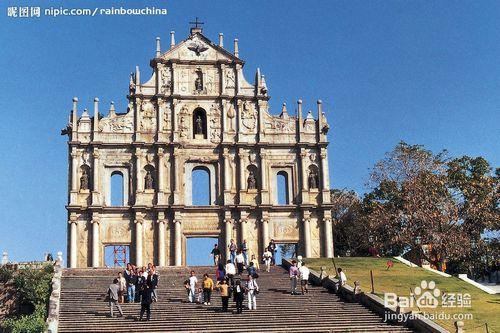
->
xmin=225 ymin=260 xmax=236 ymax=286
xmin=337 ymin=267 xmax=347 ymax=287
xmin=263 ymin=248 xmax=272 ymax=272
xmin=245 ymin=274 xmax=259 ymax=310
xmin=188 ymin=271 xmax=198 ymax=303
xmin=299 ymin=263 xmax=310 ymax=294
xmin=235 ymin=250 xmax=245 ymax=275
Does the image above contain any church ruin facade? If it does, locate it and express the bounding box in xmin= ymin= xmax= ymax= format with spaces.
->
xmin=64 ymin=25 xmax=333 ymax=268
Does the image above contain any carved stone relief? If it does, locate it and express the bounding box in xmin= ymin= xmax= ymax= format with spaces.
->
xmin=98 ymin=113 xmax=134 ymax=133
xmin=159 ymin=66 xmax=171 ymax=94
xmin=241 ymin=101 xmax=257 ymax=132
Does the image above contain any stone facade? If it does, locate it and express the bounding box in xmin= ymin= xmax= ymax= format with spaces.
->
xmin=64 ymin=26 xmax=333 ymax=268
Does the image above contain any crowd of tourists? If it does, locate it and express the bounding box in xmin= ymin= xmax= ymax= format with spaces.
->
xmin=106 ymin=240 xmax=335 ymax=321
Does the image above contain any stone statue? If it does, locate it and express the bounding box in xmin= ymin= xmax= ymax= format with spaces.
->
xmin=308 ymin=170 xmax=318 ymax=189
xmin=80 ymin=169 xmax=89 ymax=190
xmin=195 ymin=115 xmax=203 ymax=135
xmin=145 ymin=170 xmax=154 ymax=190
xmin=195 ymin=70 xmax=203 ymax=92
xmin=247 ymin=170 xmax=257 ymax=189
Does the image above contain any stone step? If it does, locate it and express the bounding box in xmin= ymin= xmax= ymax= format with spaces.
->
xmin=57 ymin=265 xmax=414 ymax=333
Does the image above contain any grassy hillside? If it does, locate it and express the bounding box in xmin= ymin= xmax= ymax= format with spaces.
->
xmin=305 ymin=257 xmax=499 ymax=333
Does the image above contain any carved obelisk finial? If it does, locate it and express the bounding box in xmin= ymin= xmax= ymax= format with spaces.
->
xmin=234 ymin=38 xmax=239 ymax=57
xmin=170 ymin=31 xmax=175 ymax=49
xmin=155 ymin=37 xmax=161 ymax=57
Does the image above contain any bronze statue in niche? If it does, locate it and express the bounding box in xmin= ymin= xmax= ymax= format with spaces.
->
xmin=80 ymin=168 xmax=89 ymax=190
xmin=195 ymin=115 xmax=203 ymax=135
xmin=308 ymin=170 xmax=318 ymax=189
xmin=247 ymin=170 xmax=257 ymax=189
xmin=145 ymin=170 xmax=154 ymax=190
xmin=194 ymin=69 xmax=203 ymax=92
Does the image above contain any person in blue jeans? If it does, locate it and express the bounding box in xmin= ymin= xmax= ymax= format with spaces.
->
xmin=241 ymin=239 xmax=248 ymax=265
xmin=228 ymin=239 xmax=237 ymax=263
xmin=124 ymin=263 xmax=137 ymax=303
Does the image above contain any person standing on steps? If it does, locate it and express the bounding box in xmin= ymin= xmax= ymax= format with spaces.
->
xmin=216 ymin=262 xmax=226 ymax=282
xmin=117 ymin=271 xmax=126 ymax=304
xmin=246 ymin=274 xmax=259 ymax=310
xmin=263 ymin=247 xmax=272 ymax=272
xmin=228 ymin=239 xmax=237 ymax=263
xmin=241 ymin=239 xmax=249 ymax=265
xmin=250 ymin=254 xmax=260 ymax=271
xmin=187 ymin=270 xmax=198 ymax=303
xmin=268 ymin=240 xmax=277 ymax=266
xmin=139 ymin=279 xmax=152 ymax=321
xmin=232 ymin=279 xmax=245 ymax=314
xmin=289 ymin=260 xmax=299 ymax=295
xmin=247 ymin=261 xmax=257 ymax=278
xmin=210 ymin=244 xmax=221 ymax=266
xmin=148 ymin=267 xmax=159 ymax=302
xmin=299 ymin=262 xmax=310 ymax=294
xmin=202 ymin=273 xmax=214 ymax=305
xmin=107 ymin=278 xmax=124 ymax=318
xmin=225 ymin=260 xmax=236 ymax=286
xmin=216 ymin=279 xmax=230 ymax=312
xmin=124 ymin=263 xmax=136 ymax=303
xmin=235 ymin=250 xmax=245 ymax=275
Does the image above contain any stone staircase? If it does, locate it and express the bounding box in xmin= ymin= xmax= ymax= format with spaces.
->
xmin=58 ymin=265 xmax=414 ymax=332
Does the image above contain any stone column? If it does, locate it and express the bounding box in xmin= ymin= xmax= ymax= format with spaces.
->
xmin=224 ymin=218 xmax=233 ymax=260
xmin=302 ymin=218 xmax=312 ymax=258
xmin=261 ymin=218 xmax=269 ymax=252
xmin=320 ymin=148 xmax=330 ymax=190
xmin=300 ymin=150 xmax=308 ymax=203
xmin=135 ymin=219 xmax=143 ymax=267
xmin=70 ymin=151 xmax=79 ymax=191
xmin=239 ymin=151 xmax=247 ymax=190
xmin=320 ymin=148 xmax=331 ymax=204
xmin=324 ymin=218 xmax=333 ymax=258
xmin=173 ymin=149 xmax=181 ymax=204
xmin=92 ymin=149 xmax=100 ymax=204
xmin=135 ymin=148 xmax=144 ymax=192
xmin=260 ymin=150 xmax=269 ymax=204
xmin=223 ymin=150 xmax=231 ymax=191
xmin=239 ymin=218 xmax=247 ymax=244
xmin=91 ymin=218 xmax=100 ymax=267
xmin=157 ymin=148 xmax=166 ymax=204
xmin=68 ymin=220 xmax=78 ymax=268
xmin=174 ymin=219 xmax=182 ymax=266
xmin=157 ymin=218 xmax=166 ymax=266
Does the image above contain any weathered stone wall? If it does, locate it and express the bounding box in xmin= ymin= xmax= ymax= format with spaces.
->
xmin=65 ymin=27 xmax=334 ymax=268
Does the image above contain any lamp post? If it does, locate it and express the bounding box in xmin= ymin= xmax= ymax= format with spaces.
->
xmin=415 ymin=236 xmax=422 ymax=266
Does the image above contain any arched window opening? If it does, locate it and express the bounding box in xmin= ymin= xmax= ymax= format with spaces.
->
xmin=144 ymin=165 xmax=156 ymax=190
xmin=246 ymin=165 xmax=258 ymax=190
xmin=193 ymin=107 xmax=207 ymax=139
xmin=192 ymin=166 xmax=210 ymax=205
xmin=110 ymin=171 xmax=124 ymax=206
xmin=277 ymin=171 xmax=289 ymax=205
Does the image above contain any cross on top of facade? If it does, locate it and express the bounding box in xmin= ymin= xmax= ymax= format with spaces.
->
xmin=189 ymin=17 xmax=204 ymax=29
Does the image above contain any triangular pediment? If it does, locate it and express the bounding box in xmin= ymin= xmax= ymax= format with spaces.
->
xmin=159 ymin=32 xmax=242 ymax=63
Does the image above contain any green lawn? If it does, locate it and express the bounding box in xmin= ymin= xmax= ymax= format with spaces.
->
xmin=305 ymin=257 xmax=500 ymax=333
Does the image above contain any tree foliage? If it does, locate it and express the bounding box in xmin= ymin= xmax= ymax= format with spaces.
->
xmin=334 ymin=141 xmax=499 ymax=272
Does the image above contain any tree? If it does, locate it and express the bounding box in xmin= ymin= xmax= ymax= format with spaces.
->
xmin=446 ymin=156 xmax=499 ymax=276
xmin=364 ymin=142 xmax=464 ymax=269
xmin=330 ymin=189 xmax=369 ymax=256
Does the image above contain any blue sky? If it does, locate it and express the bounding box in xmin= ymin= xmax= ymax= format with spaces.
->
xmin=0 ymin=0 xmax=499 ymax=263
